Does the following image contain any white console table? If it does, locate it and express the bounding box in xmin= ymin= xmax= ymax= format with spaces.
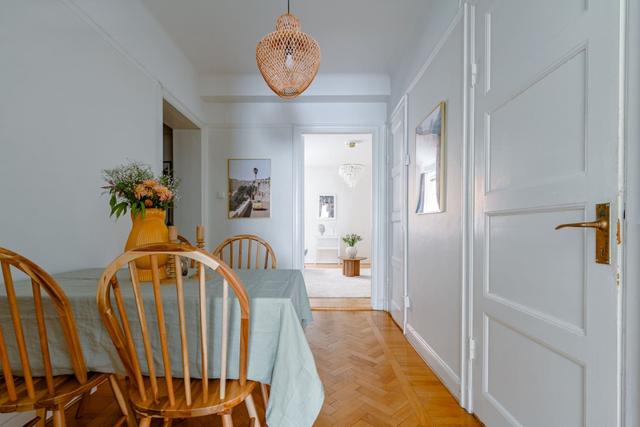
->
xmin=314 ymin=235 xmax=341 ymax=264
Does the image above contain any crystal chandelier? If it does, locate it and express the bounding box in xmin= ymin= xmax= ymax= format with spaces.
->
xmin=338 ymin=164 xmax=365 ymax=188
xmin=256 ymin=0 xmax=321 ymax=99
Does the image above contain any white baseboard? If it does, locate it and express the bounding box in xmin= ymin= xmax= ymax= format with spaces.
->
xmin=405 ymin=324 xmax=461 ymax=401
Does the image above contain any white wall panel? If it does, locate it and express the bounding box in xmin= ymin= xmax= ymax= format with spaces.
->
xmin=405 ymin=16 xmax=465 ymax=385
xmin=485 ymin=316 xmax=584 ymax=426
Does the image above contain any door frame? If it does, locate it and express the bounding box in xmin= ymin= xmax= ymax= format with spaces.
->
xmin=389 ymin=96 xmax=409 ymax=331
xmin=293 ymin=125 xmax=387 ymax=310
xmin=161 ymin=90 xmax=209 ymax=243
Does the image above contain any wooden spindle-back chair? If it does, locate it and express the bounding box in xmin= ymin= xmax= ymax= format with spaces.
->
xmin=212 ymin=235 xmax=277 ymax=270
xmin=177 ymin=235 xmax=192 ymax=245
xmin=96 ymin=243 xmax=261 ymax=427
xmin=212 ymin=235 xmax=275 ymax=409
xmin=0 ymin=247 xmax=131 ymax=427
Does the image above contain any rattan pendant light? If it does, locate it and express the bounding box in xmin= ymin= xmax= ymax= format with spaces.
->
xmin=256 ymin=0 xmax=321 ymax=99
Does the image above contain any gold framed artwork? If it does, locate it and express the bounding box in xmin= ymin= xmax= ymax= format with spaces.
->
xmin=228 ymin=158 xmax=271 ymax=218
xmin=415 ymin=101 xmax=446 ymax=214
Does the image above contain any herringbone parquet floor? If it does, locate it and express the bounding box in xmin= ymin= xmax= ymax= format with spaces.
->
xmin=53 ymin=311 xmax=480 ymax=426
xmin=308 ymin=311 xmax=480 ymax=427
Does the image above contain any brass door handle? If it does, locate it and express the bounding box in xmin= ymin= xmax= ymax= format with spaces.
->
xmin=555 ymin=219 xmax=608 ymax=231
xmin=555 ymin=203 xmax=610 ymax=264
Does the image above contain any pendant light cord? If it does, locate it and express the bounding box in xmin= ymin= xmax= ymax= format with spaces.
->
xmin=287 ymin=0 xmax=290 ymax=14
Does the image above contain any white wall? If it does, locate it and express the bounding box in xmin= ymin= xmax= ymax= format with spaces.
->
xmin=173 ymin=129 xmax=202 ymax=242
xmin=304 ymin=165 xmax=372 ymax=263
xmin=208 ymin=126 xmax=295 ymax=267
xmin=404 ymin=15 xmax=465 ymax=396
xmin=205 ymin=101 xmax=387 ymax=127
xmin=204 ymin=102 xmax=386 ymax=268
xmin=68 ymin=0 xmax=205 ymax=121
xmin=0 ymin=0 xmax=163 ymax=278
xmin=0 ymin=0 xmax=203 ymax=276
xmin=389 ymin=0 xmax=461 ymax=108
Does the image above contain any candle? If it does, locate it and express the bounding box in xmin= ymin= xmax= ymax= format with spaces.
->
xmin=196 ymin=225 xmax=205 ymax=241
xmin=168 ymin=226 xmax=178 ymax=242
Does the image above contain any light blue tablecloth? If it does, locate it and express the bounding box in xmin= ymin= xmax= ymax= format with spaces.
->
xmin=0 ymin=268 xmax=323 ymax=427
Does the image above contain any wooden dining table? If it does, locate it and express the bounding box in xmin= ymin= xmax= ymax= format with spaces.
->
xmin=0 ymin=268 xmax=324 ymax=427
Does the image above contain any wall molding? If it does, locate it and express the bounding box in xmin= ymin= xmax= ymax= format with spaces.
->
xmin=58 ymin=0 xmax=205 ymax=126
xmin=406 ymin=324 xmax=462 ymax=401
xmin=207 ymin=123 xmax=295 ymax=129
xmin=461 ymin=2 xmax=475 ymax=412
xmin=404 ymin=5 xmax=465 ymax=96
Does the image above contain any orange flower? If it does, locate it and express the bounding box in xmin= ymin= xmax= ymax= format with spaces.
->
xmin=153 ymin=185 xmax=173 ymax=202
xmin=143 ymin=179 xmax=158 ymax=187
xmin=159 ymin=190 xmax=173 ymax=202
xmin=134 ymin=184 xmax=146 ymax=200
xmin=144 ymin=199 xmax=153 ymax=207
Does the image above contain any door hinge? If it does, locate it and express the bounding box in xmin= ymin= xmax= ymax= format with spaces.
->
xmin=469 ymin=337 xmax=476 ymax=360
xmin=404 ymin=154 xmax=410 ymax=166
xmin=404 ymin=295 xmax=411 ymax=309
xmin=470 ymin=63 xmax=478 ymax=88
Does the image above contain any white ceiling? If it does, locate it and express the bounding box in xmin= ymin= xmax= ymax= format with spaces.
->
xmin=140 ymin=0 xmax=434 ymax=75
xmin=304 ymin=134 xmax=372 ymax=168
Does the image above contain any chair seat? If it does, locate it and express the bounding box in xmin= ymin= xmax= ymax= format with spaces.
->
xmin=129 ymin=378 xmax=258 ymax=418
xmin=0 ymin=371 xmax=109 ymax=412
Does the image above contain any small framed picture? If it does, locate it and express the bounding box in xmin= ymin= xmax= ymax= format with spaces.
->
xmin=318 ymin=194 xmax=337 ymax=220
xmin=228 ymin=158 xmax=271 ymax=219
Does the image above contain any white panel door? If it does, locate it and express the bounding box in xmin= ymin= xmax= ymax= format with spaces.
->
xmin=472 ymin=0 xmax=622 ymax=425
xmin=389 ymin=100 xmax=407 ymax=328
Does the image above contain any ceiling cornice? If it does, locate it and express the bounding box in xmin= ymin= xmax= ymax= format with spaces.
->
xmin=199 ymin=73 xmax=390 ymax=103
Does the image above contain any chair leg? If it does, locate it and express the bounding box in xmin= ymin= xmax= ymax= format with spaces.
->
xmin=221 ymin=411 xmax=234 ymax=427
xmin=259 ymin=383 xmax=269 ymax=409
xmin=35 ymin=408 xmax=46 ymax=427
xmin=109 ymin=374 xmax=137 ymax=427
xmin=139 ymin=417 xmax=152 ymax=427
xmin=245 ymin=394 xmax=262 ymax=427
xmin=74 ymin=391 xmax=90 ymax=419
xmin=52 ymin=404 xmax=67 ymax=427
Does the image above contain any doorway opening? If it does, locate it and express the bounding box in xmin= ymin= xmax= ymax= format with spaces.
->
xmin=162 ymin=99 xmax=203 ymax=243
xmin=302 ymin=133 xmax=373 ymax=310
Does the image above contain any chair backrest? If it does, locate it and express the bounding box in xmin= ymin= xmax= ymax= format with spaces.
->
xmin=212 ymin=235 xmax=276 ymax=270
xmin=96 ymin=243 xmax=250 ymax=407
xmin=177 ymin=235 xmax=192 ymax=245
xmin=0 ymin=247 xmax=87 ymax=402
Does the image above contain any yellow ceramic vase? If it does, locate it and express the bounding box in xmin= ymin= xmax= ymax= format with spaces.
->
xmin=125 ymin=208 xmax=169 ymax=282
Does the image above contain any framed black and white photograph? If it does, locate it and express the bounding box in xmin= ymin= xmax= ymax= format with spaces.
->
xmin=415 ymin=101 xmax=446 ymax=214
xmin=318 ymin=194 xmax=336 ymax=220
xmin=228 ymin=158 xmax=271 ymax=218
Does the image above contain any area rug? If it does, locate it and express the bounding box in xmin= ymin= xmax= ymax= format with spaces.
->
xmin=302 ymin=267 xmax=371 ymax=298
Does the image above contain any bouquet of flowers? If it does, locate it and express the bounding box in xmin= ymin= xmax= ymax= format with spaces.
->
xmin=342 ymin=233 xmax=363 ymax=247
xmin=102 ymin=161 xmax=178 ymax=219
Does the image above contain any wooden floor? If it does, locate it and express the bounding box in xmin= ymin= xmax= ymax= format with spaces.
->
xmin=310 ymin=297 xmax=372 ymax=310
xmin=52 ymin=311 xmax=479 ymax=426
xmin=304 ymin=263 xmax=372 ymax=269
